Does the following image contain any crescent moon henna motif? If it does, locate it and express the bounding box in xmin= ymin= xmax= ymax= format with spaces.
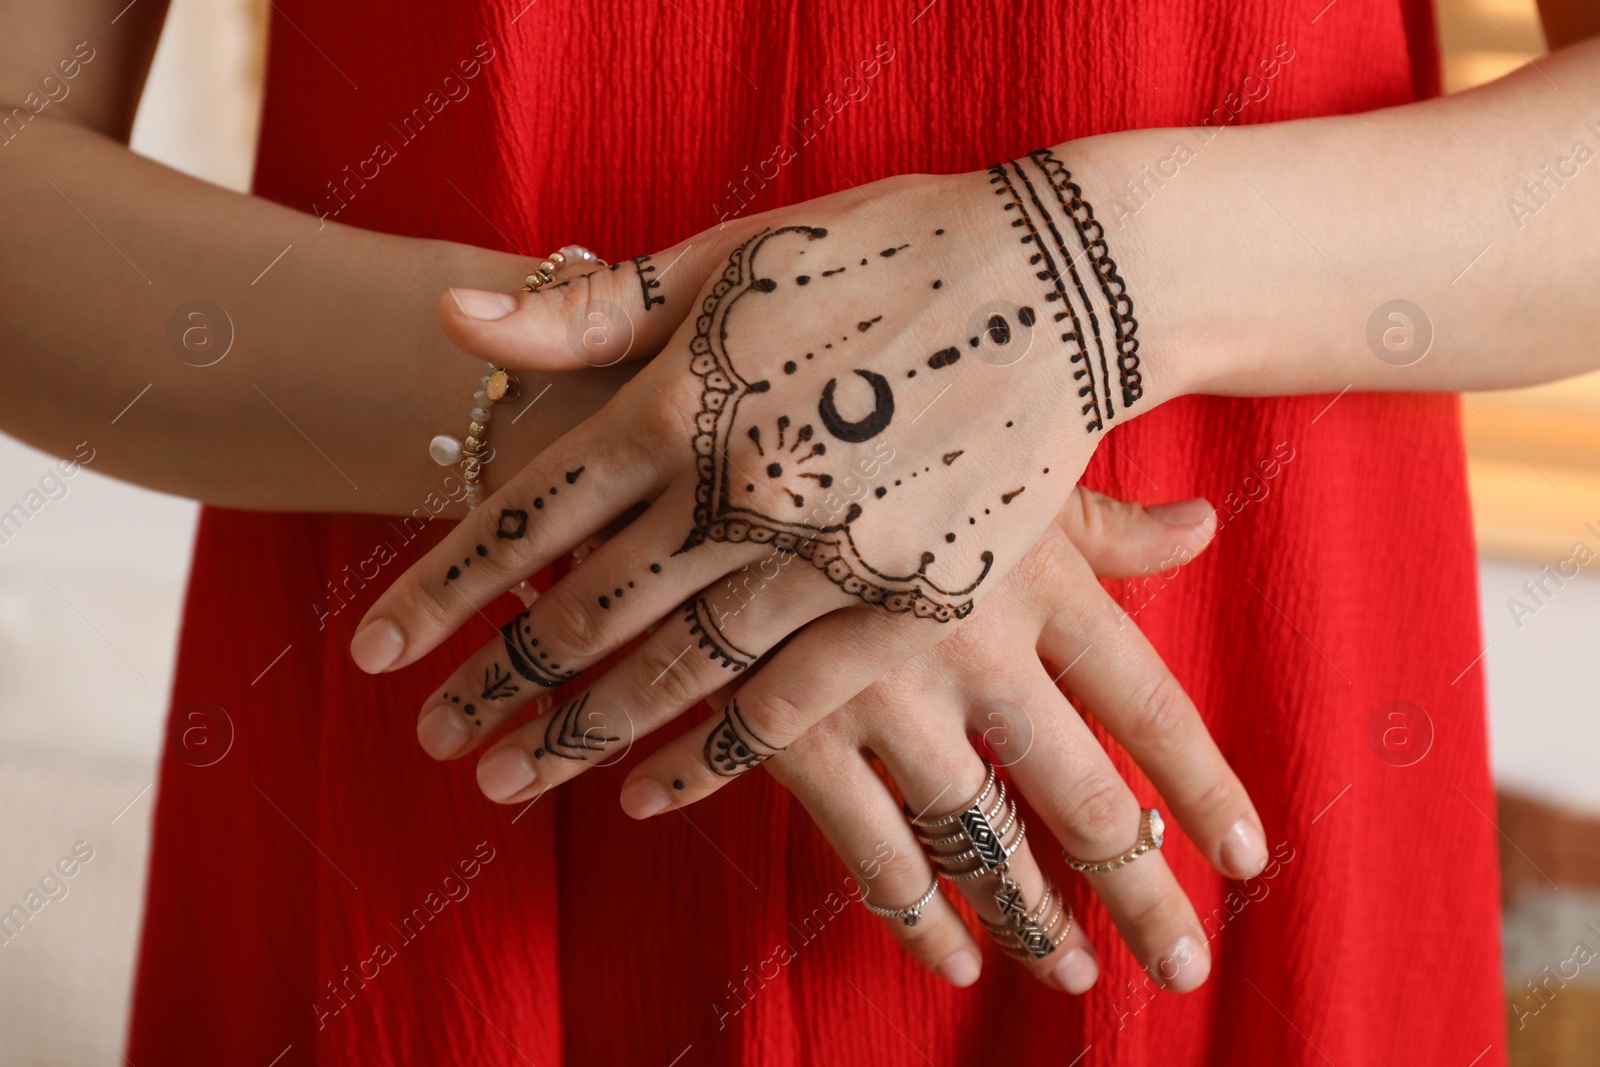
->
xmin=818 ymin=370 xmax=895 ymax=443
xmin=681 ymin=225 xmax=993 ymax=622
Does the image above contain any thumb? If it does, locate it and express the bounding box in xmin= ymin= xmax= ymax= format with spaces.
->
xmin=1056 ymin=487 xmax=1218 ymax=580
xmin=439 ymin=236 xmax=724 ymax=371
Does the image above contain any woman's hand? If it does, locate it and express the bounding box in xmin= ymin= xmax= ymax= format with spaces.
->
xmin=746 ymin=488 xmax=1261 ymax=995
xmin=352 ymin=154 xmax=1200 ymax=805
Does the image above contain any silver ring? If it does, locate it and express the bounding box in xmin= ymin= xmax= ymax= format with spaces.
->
xmin=860 ymin=872 xmax=941 ymax=927
xmin=910 ymin=759 xmax=1024 ymax=880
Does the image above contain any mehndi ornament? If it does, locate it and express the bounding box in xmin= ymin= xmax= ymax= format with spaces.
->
xmin=910 ymin=760 xmax=1070 ymax=962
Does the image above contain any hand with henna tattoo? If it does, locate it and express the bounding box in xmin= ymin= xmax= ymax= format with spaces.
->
xmin=351 ymin=149 xmax=1202 ymax=807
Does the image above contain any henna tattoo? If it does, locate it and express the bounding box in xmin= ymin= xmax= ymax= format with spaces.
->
xmin=703 ymin=699 xmax=783 ymax=777
xmin=543 ymin=692 xmax=618 ymax=760
xmin=684 ymin=597 xmax=757 ymax=672
xmin=987 ymin=161 xmax=1103 ymax=432
xmin=1031 ymin=148 xmax=1143 ymax=408
xmin=500 ymin=610 xmax=577 ymax=687
xmin=496 ymin=509 xmax=528 ymax=540
xmin=817 ymin=370 xmax=894 ymax=443
xmin=444 ymin=547 xmax=486 ymax=584
xmin=443 ymin=692 xmax=482 ymax=726
xmin=481 ymin=663 xmax=519 ymax=701
xmin=633 ymin=255 xmax=665 ymax=310
xmin=679 ymin=225 xmax=991 ymax=621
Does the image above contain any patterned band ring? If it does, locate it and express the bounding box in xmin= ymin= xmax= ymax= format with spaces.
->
xmin=1062 ymin=807 xmax=1166 ymax=874
xmin=860 ymin=872 xmax=942 ymax=927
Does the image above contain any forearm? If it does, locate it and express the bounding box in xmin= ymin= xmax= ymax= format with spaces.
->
xmin=1074 ymin=36 xmax=1600 ymax=400
xmin=0 ymin=114 xmax=629 ymax=514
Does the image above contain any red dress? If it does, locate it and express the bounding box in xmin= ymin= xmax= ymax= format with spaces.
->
xmin=128 ymin=2 xmax=1502 ymax=1063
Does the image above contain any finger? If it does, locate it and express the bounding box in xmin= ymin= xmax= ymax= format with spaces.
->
xmin=440 ymin=235 xmax=729 ymax=371
xmin=1056 ymin=488 xmax=1217 ymax=579
xmin=616 ymin=604 xmax=936 ymax=814
xmin=1039 ymin=553 xmax=1268 ymax=882
xmin=769 ymin=738 xmax=985 ymax=988
xmin=467 ymin=566 xmax=842 ymax=802
xmin=349 ymin=434 xmax=669 ymax=675
xmin=883 ymin=720 xmax=1100 ymax=993
xmin=982 ymin=669 xmax=1212 ymax=994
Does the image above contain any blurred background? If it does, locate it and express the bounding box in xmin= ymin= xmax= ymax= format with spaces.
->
xmin=0 ymin=0 xmax=1595 ymax=1062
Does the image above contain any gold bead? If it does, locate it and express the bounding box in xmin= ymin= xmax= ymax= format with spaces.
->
xmin=486 ymin=368 xmax=520 ymax=402
xmin=548 ymin=251 xmax=566 ymax=266
xmin=463 ymin=436 xmax=483 ymax=452
xmin=468 ymin=421 xmax=486 ymax=437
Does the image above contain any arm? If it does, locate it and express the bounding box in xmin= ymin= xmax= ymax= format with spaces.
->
xmin=1080 ymin=35 xmax=1600 ymax=400
xmin=0 ymin=0 xmax=626 ymax=514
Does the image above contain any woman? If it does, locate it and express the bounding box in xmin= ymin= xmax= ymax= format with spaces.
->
xmin=1 ymin=0 xmax=1594 ymax=1063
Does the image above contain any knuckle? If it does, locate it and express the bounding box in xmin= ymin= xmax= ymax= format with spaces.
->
xmin=1065 ymin=772 xmax=1136 ymax=841
xmin=1122 ymin=882 xmax=1181 ymax=938
xmin=539 ymin=582 xmax=604 ymax=661
xmin=400 ymin=579 xmax=458 ymax=636
xmin=1121 ymin=672 xmax=1196 ymax=754
xmin=736 ymin=688 xmax=808 ymax=748
xmin=632 ymin=637 xmax=706 ymax=712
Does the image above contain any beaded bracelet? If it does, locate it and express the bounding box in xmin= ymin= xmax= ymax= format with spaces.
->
xmin=430 ymin=363 xmax=519 ymax=511
xmin=428 ymin=245 xmax=603 ymax=511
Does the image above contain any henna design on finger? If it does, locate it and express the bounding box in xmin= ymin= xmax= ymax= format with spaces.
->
xmin=633 ymin=255 xmax=665 ymax=311
xmin=703 ymin=699 xmax=784 ymax=777
xmin=443 ymin=545 xmax=489 ymax=584
xmin=543 ymin=692 xmax=619 ymax=760
xmin=496 ymin=509 xmax=528 ymax=539
xmin=684 ymin=597 xmax=756 ymax=672
xmin=501 ymin=610 xmax=577 ymax=687
xmin=481 ymin=663 xmax=519 ymax=701
xmin=444 ymin=692 xmax=481 ymax=727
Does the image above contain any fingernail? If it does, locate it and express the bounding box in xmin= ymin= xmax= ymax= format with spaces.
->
xmin=349 ymin=618 xmax=405 ymax=673
xmin=417 ymin=705 xmax=472 ymax=760
xmin=936 ymin=950 xmax=981 ymax=988
xmin=1151 ymin=936 xmax=1209 ymax=992
xmin=477 ymin=748 xmax=537 ymax=802
xmin=1221 ymin=819 xmax=1269 ymax=879
xmin=1048 ymin=948 xmax=1099 ymax=994
xmin=1146 ymin=498 xmax=1214 ymax=526
xmin=449 ymin=288 xmax=518 ymax=321
xmin=620 ymin=779 xmax=670 ymax=820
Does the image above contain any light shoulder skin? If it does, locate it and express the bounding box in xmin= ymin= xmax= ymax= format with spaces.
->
xmin=0 ymin=0 xmax=627 ymax=515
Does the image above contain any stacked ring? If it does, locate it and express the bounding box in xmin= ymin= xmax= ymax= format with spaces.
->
xmin=1062 ymin=807 xmax=1165 ymax=874
xmin=860 ymin=872 xmax=942 ymax=928
xmin=979 ymin=876 xmax=1072 ymax=962
xmin=910 ymin=760 xmax=1065 ymax=962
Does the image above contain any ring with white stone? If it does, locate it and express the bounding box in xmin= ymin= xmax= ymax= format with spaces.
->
xmin=1062 ymin=808 xmax=1165 ymax=874
xmin=860 ymin=872 xmax=942 ymax=927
